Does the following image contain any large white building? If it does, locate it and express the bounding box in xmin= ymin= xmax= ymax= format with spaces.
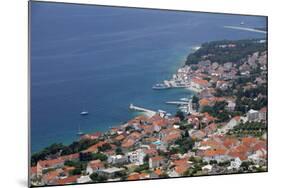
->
xmin=126 ymin=149 xmax=146 ymax=165
xmin=247 ymin=109 xmax=260 ymax=122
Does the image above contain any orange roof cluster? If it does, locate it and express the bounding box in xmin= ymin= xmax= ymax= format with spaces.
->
xmin=199 ymin=98 xmax=210 ymax=106
xmin=38 ymin=153 xmax=79 ymax=169
xmin=84 ymin=141 xmax=107 ymax=153
xmin=154 ymin=168 xmax=162 ymax=176
xmin=42 ymin=169 xmax=62 ymax=183
xmin=162 ymin=132 xmax=181 ymax=143
xmin=114 ymin=134 xmax=125 ymax=141
xmin=150 ymin=156 xmax=164 ymax=162
xmin=121 ymin=139 xmax=135 ymax=148
xmin=127 ymin=173 xmax=141 ymax=180
xmin=128 ymin=132 xmax=142 ymax=140
xmin=200 ymin=135 xmax=267 ymax=161
xmin=192 ymin=78 xmax=209 ymax=86
xmin=204 ymin=148 xmax=227 ymax=157
xmin=172 ymin=158 xmax=189 ymax=175
xmin=144 ymin=148 xmax=158 ymax=156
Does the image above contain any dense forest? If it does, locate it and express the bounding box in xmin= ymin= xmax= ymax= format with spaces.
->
xmin=185 ymin=39 xmax=267 ymax=65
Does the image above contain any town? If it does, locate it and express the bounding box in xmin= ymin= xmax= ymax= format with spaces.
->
xmin=30 ymin=39 xmax=267 ymax=186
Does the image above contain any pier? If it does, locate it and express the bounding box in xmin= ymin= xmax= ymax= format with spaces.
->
xmin=129 ymin=104 xmax=156 ymax=117
xmin=165 ymin=101 xmax=189 ymax=105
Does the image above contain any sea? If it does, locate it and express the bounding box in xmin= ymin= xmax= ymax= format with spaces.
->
xmin=30 ymin=2 xmax=267 ymax=153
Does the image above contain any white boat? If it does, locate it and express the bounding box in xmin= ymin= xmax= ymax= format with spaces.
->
xmin=152 ymin=83 xmax=170 ymax=90
xmin=80 ymin=111 xmax=89 ymax=115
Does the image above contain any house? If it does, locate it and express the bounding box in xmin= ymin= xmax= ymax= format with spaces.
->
xmin=247 ymin=109 xmax=260 ymax=122
xmin=216 ymin=80 xmax=229 ymax=90
xmin=83 ymin=141 xmax=107 ymax=153
xmin=42 ymin=169 xmax=63 ymax=185
xmin=126 ymin=149 xmax=146 ymax=165
xmin=202 ymin=164 xmax=213 ymax=173
xmin=191 ymin=77 xmax=209 ymax=92
xmin=77 ymin=175 xmax=92 ymax=184
xmin=228 ymin=157 xmax=242 ymax=170
xmin=127 ymin=172 xmax=141 ymax=180
xmin=171 ymin=158 xmax=190 ymax=176
xmin=160 ymin=128 xmax=182 ymax=144
xmin=62 ymin=166 xmax=75 ymax=177
xmin=121 ymin=139 xmax=135 ymax=150
xmin=202 ymin=148 xmax=230 ymax=163
xmin=259 ymin=107 xmax=267 ymax=121
xmin=190 ymin=130 xmax=206 ymax=140
xmin=226 ymin=100 xmax=236 ymax=111
xmin=218 ymin=116 xmax=241 ymax=134
xmin=107 ymin=155 xmax=128 ymax=165
xmin=248 ymin=148 xmax=267 ymax=164
xmin=37 ymin=153 xmax=79 ymax=176
xmin=80 ymin=132 xmax=102 ymax=140
xmin=86 ymin=160 xmax=104 ymax=175
xmin=149 ymin=156 xmax=164 ymax=169
xmin=30 ymin=166 xmax=37 ymax=179
xmin=97 ymin=167 xmax=125 ymax=179
xmin=204 ymin=123 xmax=218 ymax=135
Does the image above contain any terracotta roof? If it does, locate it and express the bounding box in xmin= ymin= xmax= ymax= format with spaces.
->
xmin=127 ymin=173 xmax=140 ymax=180
xmin=150 ymin=156 xmax=164 ymax=162
xmin=154 ymin=169 xmax=162 ymax=176
xmin=31 ymin=166 xmax=37 ymax=174
xmin=84 ymin=141 xmax=107 ymax=153
xmin=162 ymin=131 xmax=181 ymax=143
xmin=81 ymin=132 xmax=102 ymax=140
xmin=129 ymin=132 xmax=142 ymax=140
xmin=259 ymin=107 xmax=267 ymax=113
xmin=115 ymin=134 xmax=125 ymax=141
xmin=121 ymin=139 xmax=135 ymax=148
xmin=204 ymin=148 xmax=227 ymax=157
xmin=175 ymin=165 xmax=188 ymax=175
xmin=38 ymin=153 xmax=79 ymax=169
xmin=42 ymin=170 xmax=61 ymax=182
xmin=63 ymin=166 xmax=75 ymax=173
xmin=233 ymin=116 xmax=241 ymax=121
xmin=223 ymin=137 xmax=239 ymax=148
xmin=199 ymin=98 xmax=210 ymax=106
xmin=192 ymin=78 xmax=209 ymax=86
xmin=242 ymin=137 xmax=258 ymax=147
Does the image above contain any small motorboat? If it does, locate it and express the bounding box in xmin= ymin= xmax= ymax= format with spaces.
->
xmin=80 ymin=111 xmax=89 ymax=115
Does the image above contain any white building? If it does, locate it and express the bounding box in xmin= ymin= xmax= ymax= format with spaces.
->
xmin=228 ymin=157 xmax=242 ymax=170
xmin=247 ymin=109 xmax=260 ymax=122
xmin=86 ymin=160 xmax=104 ymax=175
xmin=107 ymin=155 xmax=128 ymax=165
xmin=77 ymin=176 xmax=91 ymax=184
xmin=126 ymin=149 xmax=146 ymax=165
xmin=149 ymin=156 xmax=164 ymax=169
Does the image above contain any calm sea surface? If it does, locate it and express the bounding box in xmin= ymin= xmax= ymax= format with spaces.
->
xmin=30 ymin=2 xmax=266 ymax=152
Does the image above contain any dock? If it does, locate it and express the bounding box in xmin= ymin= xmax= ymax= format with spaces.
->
xmin=129 ymin=104 xmax=156 ymax=117
xmin=165 ymin=101 xmax=189 ymax=105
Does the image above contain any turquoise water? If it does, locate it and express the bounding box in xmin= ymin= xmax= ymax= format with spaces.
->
xmin=30 ymin=2 xmax=266 ymax=152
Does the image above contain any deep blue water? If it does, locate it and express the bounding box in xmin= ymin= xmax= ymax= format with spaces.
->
xmin=30 ymin=2 xmax=266 ymax=152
